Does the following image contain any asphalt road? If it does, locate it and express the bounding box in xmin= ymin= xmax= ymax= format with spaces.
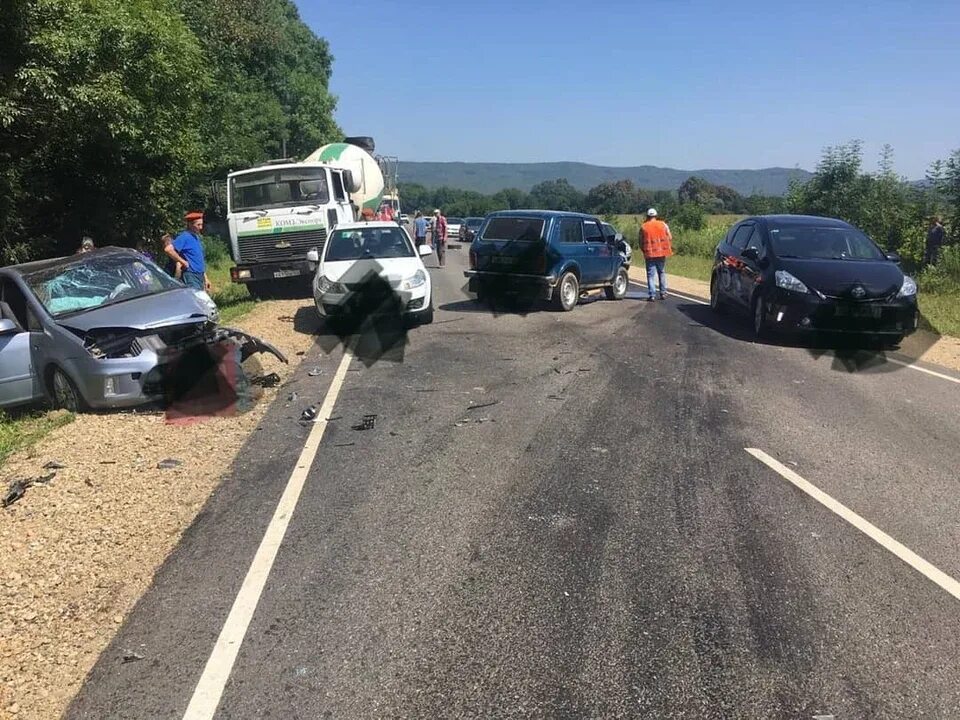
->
xmin=67 ymin=245 xmax=960 ymax=719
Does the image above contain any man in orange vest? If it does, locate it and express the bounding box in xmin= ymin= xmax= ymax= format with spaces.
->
xmin=640 ymin=207 xmax=673 ymax=301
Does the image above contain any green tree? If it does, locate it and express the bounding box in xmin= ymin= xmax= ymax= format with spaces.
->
xmin=529 ymin=178 xmax=585 ymax=212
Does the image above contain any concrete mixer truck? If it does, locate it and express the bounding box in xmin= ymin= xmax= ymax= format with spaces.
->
xmin=225 ymin=136 xmax=392 ymax=298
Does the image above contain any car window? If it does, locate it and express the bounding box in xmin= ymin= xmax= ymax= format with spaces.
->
xmin=730 ymin=224 xmax=755 ymax=250
xmin=769 ymin=225 xmax=885 ymax=260
xmin=601 ymin=223 xmax=618 ymax=241
xmin=325 ymin=226 xmax=415 ymax=261
xmin=22 ymin=254 xmax=182 ymax=318
xmin=744 ymin=227 xmax=765 ymax=255
xmin=1 ymin=278 xmax=30 ymax=329
xmin=584 ymin=221 xmax=605 ymax=243
xmin=558 ymin=218 xmax=584 ymax=244
xmin=480 ymin=217 xmax=545 ymax=242
xmin=330 ymin=172 xmax=346 ymax=201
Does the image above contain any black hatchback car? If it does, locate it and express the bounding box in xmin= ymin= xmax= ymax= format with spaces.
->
xmin=709 ymin=214 xmax=918 ymax=346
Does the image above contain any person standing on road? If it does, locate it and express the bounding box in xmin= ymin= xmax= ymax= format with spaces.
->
xmin=165 ymin=211 xmax=211 ymax=291
xmin=413 ymin=211 xmax=428 ymax=248
xmin=925 ymin=215 xmax=946 ymax=266
xmin=432 ymin=208 xmax=448 ymax=266
xmin=640 ymin=208 xmax=673 ymax=301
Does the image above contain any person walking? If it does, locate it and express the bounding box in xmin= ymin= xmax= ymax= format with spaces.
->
xmin=165 ymin=211 xmax=211 ymax=291
xmin=925 ymin=215 xmax=946 ymax=266
xmin=413 ymin=211 xmax=428 ymax=248
xmin=432 ymin=208 xmax=448 ymax=266
xmin=640 ymin=208 xmax=673 ymax=301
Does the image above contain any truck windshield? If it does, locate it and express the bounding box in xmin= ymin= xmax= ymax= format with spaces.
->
xmin=229 ymin=167 xmax=330 ymax=212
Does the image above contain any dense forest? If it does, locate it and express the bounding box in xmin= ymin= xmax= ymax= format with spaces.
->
xmin=0 ymin=0 xmax=340 ymax=264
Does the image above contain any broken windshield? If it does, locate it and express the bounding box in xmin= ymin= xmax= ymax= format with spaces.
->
xmin=23 ymin=253 xmax=183 ymax=318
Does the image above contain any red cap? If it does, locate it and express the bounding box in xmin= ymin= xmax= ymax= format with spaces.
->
xmin=185 ymin=211 xmax=204 ymax=221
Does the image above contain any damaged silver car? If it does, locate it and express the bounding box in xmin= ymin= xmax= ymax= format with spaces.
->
xmin=0 ymin=247 xmax=286 ymax=411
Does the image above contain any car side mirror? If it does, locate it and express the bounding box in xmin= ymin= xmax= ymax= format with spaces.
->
xmin=419 ymin=245 xmax=433 ymax=256
xmin=885 ymin=251 xmax=901 ymax=263
xmin=306 ymin=248 xmax=319 ymax=263
xmin=0 ymin=318 xmax=21 ymax=335
xmin=741 ymin=247 xmax=760 ymax=262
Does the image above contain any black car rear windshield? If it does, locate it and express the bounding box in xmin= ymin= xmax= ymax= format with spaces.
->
xmin=480 ymin=217 xmax=545 ymax=242
xmin=769 ymin=226 xmax=885 ymax=260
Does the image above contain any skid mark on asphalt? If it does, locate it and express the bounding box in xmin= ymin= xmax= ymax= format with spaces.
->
xmin=746 ymin=448 xmax=960 ymax=602
xmin=181 ymin=348 xmax=354 ymax=720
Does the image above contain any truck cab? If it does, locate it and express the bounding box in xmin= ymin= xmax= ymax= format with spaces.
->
xmin=226 ymin=161 xmax=356 ymax=296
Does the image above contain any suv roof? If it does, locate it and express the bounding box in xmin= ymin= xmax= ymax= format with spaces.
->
xmin=485 ymin=209 xmax=598 ymax=220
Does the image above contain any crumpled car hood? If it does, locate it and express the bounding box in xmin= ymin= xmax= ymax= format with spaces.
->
xmin=56 ymin=289 xmax=212 ymax=333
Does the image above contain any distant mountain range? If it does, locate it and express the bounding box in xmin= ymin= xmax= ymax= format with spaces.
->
xmin=397 ymin=161 xmax=814 ymax=197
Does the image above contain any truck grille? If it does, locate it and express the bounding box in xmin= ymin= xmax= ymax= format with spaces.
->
xmin=237 ymin=228 xmax=327 ymax=263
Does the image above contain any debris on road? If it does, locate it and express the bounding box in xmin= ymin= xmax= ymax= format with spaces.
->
xmin=43 ymin=460 xmax=67 ymax=470
xmin=352 ymin=414 xmax=377 ymax=431
xmin=466 ymin=400 xmax=501 ymax=411
xmin=334 ymin=442 xmax=356 ymax=447
xmin=156 ymin=459 xmax=182 ymax=470
xmin=250 ymin=372 xmax=281 ymax=388
xmin=300 ymin=405 xmax=319 ymax=422
xmin=546 ymin=394 xmax=564 ymax=401
xmin=3 ymin=472 xmax=57 ymax=508
xmin=307 ymin=367 xmax=323 ymax=377
xmin=455 ymin=417 xmax=495 ymax=427
xmin=286 ymin=392 xmax=299 ymax=403
xmin=121 ymin=650 xmax=144 ymax=664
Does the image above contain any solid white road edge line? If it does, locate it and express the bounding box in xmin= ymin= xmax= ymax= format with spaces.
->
xmin=745 ymin=447 xmax=960 ymax=603
xmin=884 ymin=356 xmax=960 ymax=385
xmin=181 ymin=348 xmax=355 ymax=720
xmin=628 ymin=280 xmax=709 ymax=306
xmin=630 ymin=279 xmax=960 ymax=385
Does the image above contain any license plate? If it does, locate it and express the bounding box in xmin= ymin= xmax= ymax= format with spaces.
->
xmin=491 ymin=256 xmax=517 ymax=265
xmin=273 ymin=269 xmax=300 ymax=278
xmin=836 ymin=305 xmax=881 ymax=318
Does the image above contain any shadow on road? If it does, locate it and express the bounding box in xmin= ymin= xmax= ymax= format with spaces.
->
xmin=675 ymin=302 xmax=932 ymax=376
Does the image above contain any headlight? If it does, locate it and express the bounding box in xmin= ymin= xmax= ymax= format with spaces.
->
xmin=317 ymin=275 xmax=346 ymax=294
xmin=400 ymin=269 xmax=427 ymax=291
xmin=194 ymin=290 xmax=219 ymax=321
xmin=775 ymin=270 xmax=809 ymax=294
xmin=897 ymin=275 xmax=917 ymax=297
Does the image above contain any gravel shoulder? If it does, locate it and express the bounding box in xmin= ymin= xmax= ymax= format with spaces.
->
xmin=0 ymin=298 xmax=318 ymax=720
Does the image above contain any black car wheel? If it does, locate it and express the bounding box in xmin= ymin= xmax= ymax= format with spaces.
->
xmin=710 ymin=273 xmax=726 ymax=315
xmin=752 ymin=293 xmax=768 ymax=340
xmin=554 ymin=271 xmax=579 ymax=312
xmin=50 ymin=367 xmax=86 ymax=413
xmin=605 ymin=267 xmax=629 ymax=300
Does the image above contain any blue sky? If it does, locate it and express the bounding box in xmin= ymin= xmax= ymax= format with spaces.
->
xmin=295 ymin=0 xmax=960 ymax=179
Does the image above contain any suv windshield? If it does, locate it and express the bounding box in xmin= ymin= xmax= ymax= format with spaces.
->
xmin=24 ymin=253 xmax=182 ymax=317
xmin=325 ymin=227 xmax=415 ymax=261
xmin=466 ymin=218 xmax=483 ymax=228
xmin=480 ymin=217 xmax=545 ymax=243
xmin=769 ymin=225 xmax=885 ymax=260
xmin=229 ymin=167 xmax=329 ymax=212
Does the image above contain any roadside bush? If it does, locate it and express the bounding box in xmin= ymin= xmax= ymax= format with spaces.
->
xmin=919 ymin=244 xmax=960 ymax=294
xmin=201 ymin=234 xmax=230 ymax=267
xmin=672 ymin=203 xmax=707 ymax=231
xmin=671 ymin=222 xmax=728 ymax=257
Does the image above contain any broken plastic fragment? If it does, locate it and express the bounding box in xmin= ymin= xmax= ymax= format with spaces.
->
xmin=157 ymin=459 xmax=182 ymax=469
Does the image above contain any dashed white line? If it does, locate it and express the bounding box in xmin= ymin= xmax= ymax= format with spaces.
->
xmin=181 ymin=348 xmax=355 ymax=720
xmin=745 ymin=447 xmax=960 ymax=602
xmin=884 ymin=356 xmax=960 ymax=384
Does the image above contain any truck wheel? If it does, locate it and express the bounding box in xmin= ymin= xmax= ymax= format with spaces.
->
xmin=554 ymin=271 xmax=579 ymax=312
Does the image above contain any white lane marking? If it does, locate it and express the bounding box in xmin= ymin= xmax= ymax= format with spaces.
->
xmin=884 ymin=356 xmax=960 ymax=385
xmin=628 ymin=281 xmax=709 ymax=306
xmin=182 ymin=348 xmax=354 ymax=720
xmin=745 ymin=448 xmax=960 ymax=602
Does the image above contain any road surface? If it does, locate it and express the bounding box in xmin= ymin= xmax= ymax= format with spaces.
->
xmin=67 ymin=244 xmax=960 ymax=719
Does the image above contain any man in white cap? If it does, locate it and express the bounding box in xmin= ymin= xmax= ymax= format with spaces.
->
xmin=640 ymin=208 xmax=673 ymax=301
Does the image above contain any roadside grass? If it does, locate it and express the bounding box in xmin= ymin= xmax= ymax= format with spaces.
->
xmin=207 ymin=260 xmax=256 ymax=324
xmin=0 ymin=409 xmax=74 ymax=467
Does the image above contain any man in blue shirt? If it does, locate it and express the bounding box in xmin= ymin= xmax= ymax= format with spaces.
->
xmin=164 ymin=211 xmax=211 ymax=291
xmin=413 ymin=211 xmax=428 ymax=248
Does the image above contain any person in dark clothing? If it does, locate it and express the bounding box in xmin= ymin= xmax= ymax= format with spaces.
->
xmin=925 ymin=216 xmax=946 ymax=266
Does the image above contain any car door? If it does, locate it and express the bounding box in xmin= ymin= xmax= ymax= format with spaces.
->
xmin=736 ymin=224 xmax=768 ymax=306
xmin=329 ymin=170 xmax=353 ymax=227
xmin=582 ymin=219 xmax=614 ymax=284
xmin=721 ymin=222 xmax=755 ymax=308
xmin=554 ymin=217 xmax=590 ymax=279
xmin=0 ymin=278 xmax=43 ymax=407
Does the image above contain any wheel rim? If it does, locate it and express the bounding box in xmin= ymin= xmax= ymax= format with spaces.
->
xmin=53 ymin=371 xmax=77 ymax=410
xmin=562 ymin=276 xmax=577 ymax=307
xmin=614 ymin=270 xmax=627 ymax=296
